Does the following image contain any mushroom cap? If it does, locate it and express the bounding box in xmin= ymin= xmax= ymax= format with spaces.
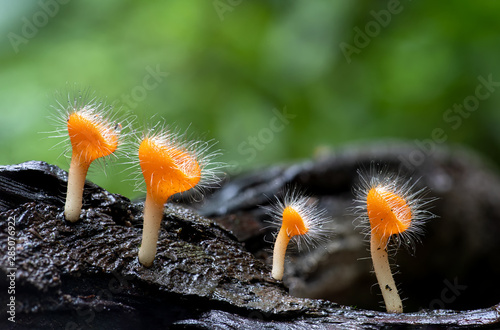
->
xmin=138 ymin=136 xmax=201 ymax=204
xmin=263 ymin=188 xmax=333 ymax=251
xmin=67 ymin=109 xmax=119 ymax=164
xmin=353 ymin=167 xmax=437 ymax=251
xmin=367 ymin=186 xmax=411 ymax=240
xmin=282 ymin=205 xmax=309 ymax=237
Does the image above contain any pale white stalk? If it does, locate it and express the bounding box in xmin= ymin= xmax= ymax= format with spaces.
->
xmin=64 ymin=155 xmax=90 ymax=222
xmin=138 ymin=193 xmax=165 ymax=267
xmin=370 ymin=234 xmax=403 ymax=313
xmin=272 ymin=228 xmax=291 ymax=280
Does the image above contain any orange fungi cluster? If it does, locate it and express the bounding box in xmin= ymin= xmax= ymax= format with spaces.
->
xmin=52 ymin=90 xmax=221 ymax=266
xmin=51 ymin=89 xmax=436 ymax=314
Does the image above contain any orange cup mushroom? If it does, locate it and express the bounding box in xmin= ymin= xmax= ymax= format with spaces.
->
xmin=354 ymin=169 xmax=436 ymax=313
xmin=265 ymin=190 xmax=332 ymax=281
xmin=64 ymin=106 xmax=121 ymax=222
xmin=136 ymin=128 xmax=221 ymax=267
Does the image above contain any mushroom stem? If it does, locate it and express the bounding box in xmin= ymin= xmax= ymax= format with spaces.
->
xmin=370 ymin=234 xmax=403 ymax=313
xmin=272 ymin=227 xmax=291 ymax=280
xmin=64 ymin=155 xmax=91 ymax=222
xmin=138 ymin=192 xmax=165 ymax=267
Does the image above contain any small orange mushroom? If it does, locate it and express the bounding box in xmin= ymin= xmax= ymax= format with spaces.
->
xmin=265 ymin=190 xmax=332 ymax=280
xmin=354 ymin=168 xmax=436 ymax=313
xmin=136 ymin=127 xmax=222 ymax=267
xmin=63 ymin=104 xmax=122 ymax=222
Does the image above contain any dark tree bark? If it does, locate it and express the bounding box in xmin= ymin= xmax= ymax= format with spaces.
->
xmin=1 ymin=142 xmax=499 ymax=329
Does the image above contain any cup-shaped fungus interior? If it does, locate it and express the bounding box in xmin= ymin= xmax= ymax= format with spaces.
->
xmin=139 ymin=137 xmax=201 ymax=204
xmin=366 ymin=186 xmax=412 ymax=242
xmin=67 ymin=111 xmax=119 ymax=163
xmin=282 ymin=206 xmax=309 ymax=237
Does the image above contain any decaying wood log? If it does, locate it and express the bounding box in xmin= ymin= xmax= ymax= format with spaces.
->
xmin=1 ymin=142 xmax=499 ymax=329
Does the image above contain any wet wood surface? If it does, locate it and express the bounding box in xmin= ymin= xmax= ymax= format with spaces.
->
xmin=1 ymin=142 xmax=499 ymax=329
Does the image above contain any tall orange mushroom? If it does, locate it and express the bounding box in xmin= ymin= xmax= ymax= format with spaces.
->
xmin=51 ymin=90 xmax=124 ymax=223
xmin=136 ymin=127 xmax=222 ymax=267
xmin=64 ymin=108 xmax=121 ymax=222
xmin=354 ymin=168 xmax=436 ymax=313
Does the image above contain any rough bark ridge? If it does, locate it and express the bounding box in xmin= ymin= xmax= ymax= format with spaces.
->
xmin=0 ymin=143 xmax=499 ymax=329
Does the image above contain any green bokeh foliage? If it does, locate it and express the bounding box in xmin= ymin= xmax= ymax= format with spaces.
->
xmin=1 ymin=0 xmax=499 ymax=199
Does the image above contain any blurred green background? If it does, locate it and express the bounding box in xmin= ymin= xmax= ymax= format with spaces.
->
xmin=1 ymin=1 xmax=500 ymax=199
